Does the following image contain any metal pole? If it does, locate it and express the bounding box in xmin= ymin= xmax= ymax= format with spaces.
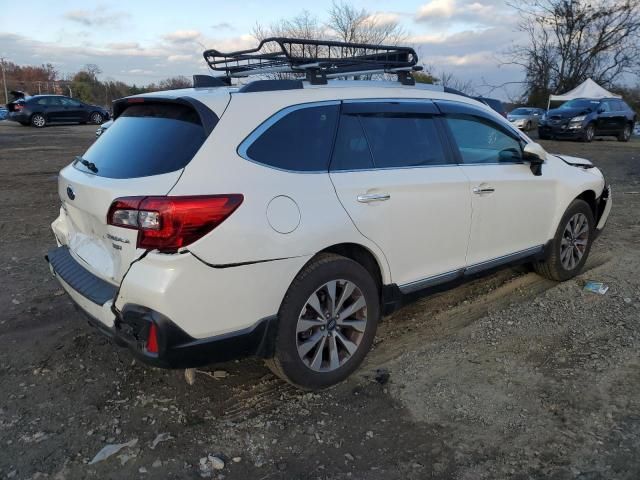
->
xmin=68 ymin=86 xmax=72 ymax=98
xmin=37 ymin=81 xmax=41 ymax=95
xmin=0 ymin=58 xmax=8 ymax=105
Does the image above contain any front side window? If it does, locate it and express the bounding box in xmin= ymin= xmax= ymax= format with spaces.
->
xmin=244 ymin=104 xmax=339 ymax=172
xmin=445 ymin=115 xmax=523 ymax=164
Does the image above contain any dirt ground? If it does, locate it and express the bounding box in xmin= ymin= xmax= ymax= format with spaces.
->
xmin=0 ymin=120 xmax=639 ymax=480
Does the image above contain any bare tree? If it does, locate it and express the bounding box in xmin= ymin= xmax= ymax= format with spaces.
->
xmin=326 ymin=1 xmax=406 ymax=45
xmin=507 ymin=0 xmax=640 ymax=105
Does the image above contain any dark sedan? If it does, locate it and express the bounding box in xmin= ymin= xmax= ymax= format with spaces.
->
xmin=7 ymin=95 xmax=109 ymax=128
xmin=539 ymin=97 xmax=636 ymax=142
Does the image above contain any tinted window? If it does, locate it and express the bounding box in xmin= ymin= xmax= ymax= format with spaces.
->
xmin=358 ymin=114 xmax=447 ymax=168
xmin=36 ymin=97 xmax=52 ymax=106
xmin=560 ymin=99 xmax=600 ymax=110
xmin=599 ymin=101 xmax=610 ymax=112
xmin=78 ymin=103 xmax=207 ymax=179
xmin=245 ymin=104 xmax=339 ymax=172
xmin=61 ymin=98 xmax=82 ymax=107
xmin=511 ymin=108 xmax=532 ymax=115
xmin=330 ymin=114 xmax=374 ymax=171
xmin=445 ymin=115 xmax=522 ymax=164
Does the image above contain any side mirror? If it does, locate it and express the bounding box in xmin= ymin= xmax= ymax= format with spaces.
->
xmin=523 ymin=142 xmax=546 ymax=176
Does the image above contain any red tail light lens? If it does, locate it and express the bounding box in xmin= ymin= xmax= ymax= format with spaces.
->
xmin=14 ymin=103 xmax=24 ymax=111
xmin=107 ymin=195 xmax=243 ymax=251
xmin=146 ymin=323 xmax=159 ymax=354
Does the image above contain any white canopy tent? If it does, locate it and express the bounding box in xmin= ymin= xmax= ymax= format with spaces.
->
xmin=547 ymin=78 xmax=620 ymax=110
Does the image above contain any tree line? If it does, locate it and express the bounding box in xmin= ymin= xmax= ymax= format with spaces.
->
xmin=1 ymin=60 xmax=192 ymax=108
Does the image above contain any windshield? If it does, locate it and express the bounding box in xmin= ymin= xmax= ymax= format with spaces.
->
xmin=559 ymin=99 xmax=600 ymax=110
xmin=511 ymin=108 xmax=532 ymax=115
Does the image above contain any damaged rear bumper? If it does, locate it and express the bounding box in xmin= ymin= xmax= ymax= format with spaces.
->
xmin=46 ymin=245 xmax=277 ymax=368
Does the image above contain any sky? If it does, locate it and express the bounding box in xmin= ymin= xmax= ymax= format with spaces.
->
xmin=0 ymin=0 xmax=527 ymax=99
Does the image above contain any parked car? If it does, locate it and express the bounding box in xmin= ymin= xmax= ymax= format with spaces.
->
xmin=473 ymin=96 xmax=508 ymax=117
xmin=507 ymin=107 xmax=545 ymax=131
xmin=45 ymin=40 xmax=611 ymax=390
xmin=539 ymin=97 xmax=636 ymax=142
xmin=7 ymin=94 xmax=110 ymax=128
xmin=96 ymin=119 xmax=113 ymax=137
xmin=0 ymin=106 xmax=8 ymax=120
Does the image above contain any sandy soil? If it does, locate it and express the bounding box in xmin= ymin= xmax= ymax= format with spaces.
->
xmin=0 ymin=120 xmax=639 ymax=479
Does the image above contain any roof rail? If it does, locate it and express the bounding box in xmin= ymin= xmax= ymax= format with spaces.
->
xmin=202 ymin=37 xmax=422 ymax=86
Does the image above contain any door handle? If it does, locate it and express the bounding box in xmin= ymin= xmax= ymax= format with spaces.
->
xmin=357 ymin=193 xmax=390 ymax=203
xmin=473 ymin=186 xmax=495 ymax=195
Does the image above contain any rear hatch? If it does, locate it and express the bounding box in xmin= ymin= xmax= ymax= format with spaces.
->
xmin=57 ymin=98 xmax=220 ymax=284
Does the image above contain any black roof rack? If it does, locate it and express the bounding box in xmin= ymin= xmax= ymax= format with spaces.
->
xmin=202 ymin=37 xmax=422 ymax=86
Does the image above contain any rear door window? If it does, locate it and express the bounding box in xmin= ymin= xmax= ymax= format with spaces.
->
xmin=243 ymin=103 xmax=339 ymax=172
xmin=78 ymin=103 xmax=207 ymax=179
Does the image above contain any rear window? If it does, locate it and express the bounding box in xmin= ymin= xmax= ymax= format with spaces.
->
xmin=77 ymin=103 xmax=207 ymax=179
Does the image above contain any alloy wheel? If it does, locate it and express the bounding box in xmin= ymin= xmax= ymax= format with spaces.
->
xmin=296 ymin=279 xmax=368 ymax=372
xmin=32 ymin=115 xmax=45 ymax=127
xmin=560 ymin=213 xmax=589 ymax=270
xmin=624 ymin=126 xmax=631 ymax=140
xmin=91 ymin=113 xmax=103 ymax=124
xmin=586 ymin=125 xmax=594 ymax=141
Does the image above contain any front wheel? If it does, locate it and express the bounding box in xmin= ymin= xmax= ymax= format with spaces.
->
xmin=617 ymin=124 xmax=632 ymax=142
xmin=534 ymin=199 xmax=594 ymax=281
xmin=90 ymin=112 xmax=104 ymax=125
xmin=266 ymin=253 xmax=380 ymax=390
xmin=582 ymin=124 xmax=595 ymax=142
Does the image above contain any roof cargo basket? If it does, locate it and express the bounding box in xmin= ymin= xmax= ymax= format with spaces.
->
xmin=203 ymin=37 xmax=422 ymax=86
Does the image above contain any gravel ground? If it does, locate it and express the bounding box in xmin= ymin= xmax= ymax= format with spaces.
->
xmin=0 ymin=120 xmax=639 ymax=479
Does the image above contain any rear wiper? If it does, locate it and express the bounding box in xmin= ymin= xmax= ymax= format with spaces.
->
xmin=75 ymin=156 xmax=98 ymax=173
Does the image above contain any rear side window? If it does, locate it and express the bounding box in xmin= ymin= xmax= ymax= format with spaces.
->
xmin=79 ymin=103 xmax=207 ymax=179
xmin=244 ymin=104 xmax=339 ymax=172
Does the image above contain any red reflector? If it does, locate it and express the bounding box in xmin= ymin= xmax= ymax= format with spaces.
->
xmin=107 ymin=195 xmax=244 ymax=251
xmin=147 ymin=323 xmax=159 ymax=354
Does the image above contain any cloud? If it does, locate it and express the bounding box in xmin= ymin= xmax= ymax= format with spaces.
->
xmin=416 ymin=0 xmax=456 ymax=20
xmin=162 ymin=30 xmax=202 ymax=43
xmin=366 ymin=12 xmax=403 ymax=26
xmin=107 ymin=42 xmax=141 ymax=50
xmin=211 ymin=22 xmax=233 ymax=31
xmin=64 ymin=7 xmax=127 ymax=27
xmin=167 ymin=54 xmax=194 ymax=62
xmin=126 ymin=69 xmax=154 ymax=75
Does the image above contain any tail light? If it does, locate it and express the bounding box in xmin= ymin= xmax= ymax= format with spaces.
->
xmin=14 ymin=103 xmax=24 ymax=112
xmin=107 ymin=195 xmax=243 ymax=251
xmin=146 ymin=323 xmax=159 ymax=354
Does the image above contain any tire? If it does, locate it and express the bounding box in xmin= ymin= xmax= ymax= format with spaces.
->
xmin=30 ymin=113 xmax=46 ymax=128
xmin=525 ymin=121 xmax=532 ymax=131
xmin=534 ymin=199 xmax=595 ymax=281
xmin=581 ymin=123 xmax=595 ymax=142
xmin=538 ymin=131 xmax=550 ymax=140
xmin=90 ymin=112 xmax=104 ymax=125
xmin=266 ymin=253 xmax=380 ymax=390
xmin=617 ymin=124 xmax=632 ymax=142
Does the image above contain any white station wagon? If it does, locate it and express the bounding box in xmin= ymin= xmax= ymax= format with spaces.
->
xmin=47 ymin=39 xmax=611 ymax=389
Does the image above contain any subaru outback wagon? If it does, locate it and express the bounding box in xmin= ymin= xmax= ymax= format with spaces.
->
xmin=46 ymin=39 xmax=611 ymax=390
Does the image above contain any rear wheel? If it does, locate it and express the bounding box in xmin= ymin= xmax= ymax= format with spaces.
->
xmin=31 ymin=113 xmax=46 ymax=128
xmin=617 ymin=124 xmax=632 ymax=142
xmin=90 ymin=112 xmax=104 ymax=125
xmin=266 ymin=253 xmax=380 ymax=390
xmin=534 ymin=199 xmax=594 ymax=281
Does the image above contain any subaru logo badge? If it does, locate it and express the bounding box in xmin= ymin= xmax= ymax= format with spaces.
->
xmin=66 ymin=185 xmax=76 ymax=200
